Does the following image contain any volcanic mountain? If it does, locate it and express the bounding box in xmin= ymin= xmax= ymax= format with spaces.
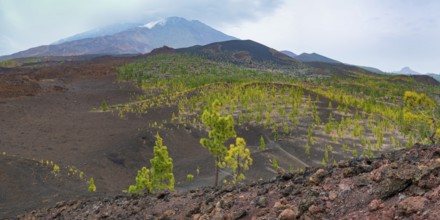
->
xmin=393 ymin=67 xmax=422 ymax=75
xmin=0 ymin=17 xmax=237 ymax=60
xmin=281 ymin=50 xmax=298 ymax=58
xmin=176 ymin=40 xmax=302 ymax=67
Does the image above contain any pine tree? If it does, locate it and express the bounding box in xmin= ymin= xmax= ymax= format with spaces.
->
xmin=403 ymin=91 xmax=439 ymax=144
xmin=200 ymin=100 xmax=236 ymax=186
xmin=88 ymin=178 xmax=96 ymax=192
xmin=101 ymin=99 xmax=108 ymax=111
xmin=224 ymin=137 xmax=253 ymax=184
xmin=150 ymin=133 xmax=175 ymax=191
xmin=127 ymin=133 xmax=174 ymax=194
xmin=260 ymin=135 xmax=266 ymax=151
xmin=128 ymin=167 xmax=153 ymax=194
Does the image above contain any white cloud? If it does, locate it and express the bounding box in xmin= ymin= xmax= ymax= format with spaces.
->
xmin=221 ymin=0 xmax=440 ymax=73
xmin=0 ymin=0 xmax=283 ymax=55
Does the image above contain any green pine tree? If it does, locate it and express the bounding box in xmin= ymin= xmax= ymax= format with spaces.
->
xmin=200 ymin=100 xmax=236 ymax=187
xmin=224 ymin=137 xmax=253 ymax=184
xmin=150 ymin=133 xmax=175 ymax=191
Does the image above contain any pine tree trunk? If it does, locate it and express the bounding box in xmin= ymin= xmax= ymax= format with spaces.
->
xmin=215 ymin=157 xmax=219 ymax=187
xmin=429 ymin=117 xmax=437 ymax=144
xmin=237 ymin=155 xmax=241 ymax=177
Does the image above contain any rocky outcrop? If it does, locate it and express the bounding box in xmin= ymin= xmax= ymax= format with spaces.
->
xmin=17 ymin=145 xmax=440 ymax=219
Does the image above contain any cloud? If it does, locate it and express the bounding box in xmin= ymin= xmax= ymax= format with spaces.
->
xmin=222 ymin=0 xmax=440 ymax=73
xmin=0 ymin=0 xmax=284 ymax=55
xmin=0 ymin=35 xmax=17 ymax=55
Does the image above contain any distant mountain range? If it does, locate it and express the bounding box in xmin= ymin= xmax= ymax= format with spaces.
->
xmin=381 ymin=66 xmax=440 ymax=82
xmin=0 ymin=16 xmax=437 ymax=83
xmin=281 ymin=51 xmax=341 ymax=64
xmin=0 ymin=17 xmax=237 ymax=60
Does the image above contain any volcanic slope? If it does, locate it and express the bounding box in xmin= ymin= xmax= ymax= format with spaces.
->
xmin=16 ymin=145 xmax=440 ymax=219
xmin=178 ymin=39 xmax=302 ymax=67
xmin=1 ymin=45 xmax=440 ymax=218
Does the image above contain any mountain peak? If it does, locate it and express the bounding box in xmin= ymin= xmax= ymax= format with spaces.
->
xmin=401 ymin=66 xmax=412 ymax=72
xmin=281 ymin=50 xmax=297 ymax=58
xmin=0 ymin=17 xmax=237 ymax=60
xmin=141 ymin=17 xmax=193 ymax=29
xmin=142 ymin=18 xmax=168 ymax=29
xmin=395 ymin=66 xmax=421 ymax=75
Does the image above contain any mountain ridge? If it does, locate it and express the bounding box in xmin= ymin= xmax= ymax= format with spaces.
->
xmin=281 ymin=50 xmax=297 ymax=58
xmin=0 ymin=17 xmax=237 ymax=61
xmin=295 ymin=52 xmax=341 ymax=64
xmin=177 ymin=39 xmax=303 ymax=67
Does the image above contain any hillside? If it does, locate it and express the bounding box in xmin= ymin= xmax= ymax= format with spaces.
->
xmin=1 ymin=48 xmax=440 ymax=219
xmin=281 ymin=50 xmax=298 ymax=58
xmin=52 ymin=23 xmax=143 ymax=45
xmin=0 ymin=17 xmax=237 ymax=60
xmin=428 ymin=73 xmax=440 ymax=82
xmin=16 ymin=145 xmax=440 ymax=219
xmin=178 ymin=40 xmax=302 ymax=67
xmin=295 ymin=52 xmax=341 ymax=64
xmin=358 ymin=66 xmax=384 ymax=74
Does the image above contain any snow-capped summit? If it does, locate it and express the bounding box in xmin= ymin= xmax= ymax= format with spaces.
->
xmin=142 ymin=18 xmax=167 ymax=29
xmin=0 ymin=16 xmax=238 ymax=60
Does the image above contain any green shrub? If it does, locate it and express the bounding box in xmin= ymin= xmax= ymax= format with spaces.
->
xmin=88 ymin=178 xmax=96 ymax=192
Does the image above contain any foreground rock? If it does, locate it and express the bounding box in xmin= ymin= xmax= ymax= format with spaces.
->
xmin=16 ymin=145 xmax=440 ymax=219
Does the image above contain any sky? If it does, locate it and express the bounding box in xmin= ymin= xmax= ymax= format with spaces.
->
xmin=0 ymin=0 xmax=439 ymax=73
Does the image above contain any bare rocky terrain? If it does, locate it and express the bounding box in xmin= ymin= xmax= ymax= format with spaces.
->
xmin=1 ymin=56 xmax=439 ymax=219
xmin=14 ymin=145 xmax=440 ymax=219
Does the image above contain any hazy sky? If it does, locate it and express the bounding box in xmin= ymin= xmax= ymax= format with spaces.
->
xmin=0 ymin=0 xmax=439 ymax=73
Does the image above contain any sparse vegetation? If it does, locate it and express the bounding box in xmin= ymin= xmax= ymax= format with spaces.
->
xmin=53 ymin=164 xmax=60 ymax=173
xmin=260 ymin=136 xmax=266 ymax=151
xmin=272 ymin=158 xmax=279 ymax=171
xmin=87 ymin=178 xmax=96 ymax=192
xmin=107 ymin=52 xmax=440 ymax=190
xmin=101 ymin=99 xmax=108 ymax=111
xmin=3 ymin=42 xmax=440 ymax=219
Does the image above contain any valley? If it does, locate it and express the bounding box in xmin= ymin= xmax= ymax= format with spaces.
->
xmin=1 ymin=41 xmax=439 ymax=218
